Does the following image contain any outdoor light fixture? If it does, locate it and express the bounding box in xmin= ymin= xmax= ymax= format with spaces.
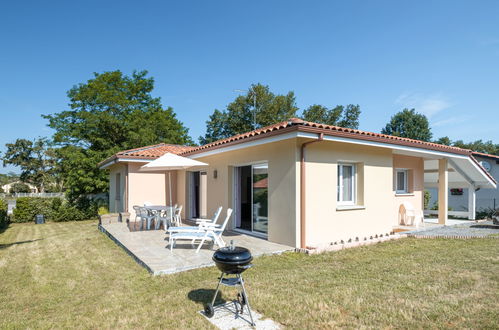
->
xmin=213 ymin=169 xmax=218 ymax=179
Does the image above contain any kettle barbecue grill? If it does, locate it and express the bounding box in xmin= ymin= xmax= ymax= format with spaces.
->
xmin=204 ymin=241 xmax=255 ymax=326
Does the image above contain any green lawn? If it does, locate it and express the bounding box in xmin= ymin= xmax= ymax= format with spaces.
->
xmin=0 ymin=221 xmax=498 ymax=329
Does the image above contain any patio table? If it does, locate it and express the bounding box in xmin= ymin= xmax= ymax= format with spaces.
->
xmin=145 ymin=205 xmax=171 ymax=211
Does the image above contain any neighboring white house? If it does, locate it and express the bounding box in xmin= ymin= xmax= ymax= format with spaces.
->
xmin=1 ymin=181 xmax=38 ymax=194
xmin=427 ymin=152 xmax=499 ymax=216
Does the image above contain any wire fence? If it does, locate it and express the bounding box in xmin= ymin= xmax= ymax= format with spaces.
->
xmin=0 ymin=192 xmax=65 ymax=199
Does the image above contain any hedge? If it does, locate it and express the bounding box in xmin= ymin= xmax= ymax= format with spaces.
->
xmin=11 ymin=197 xmax=99 ymax=223
xmin=0 ymin=199 xmax=8 ymax=228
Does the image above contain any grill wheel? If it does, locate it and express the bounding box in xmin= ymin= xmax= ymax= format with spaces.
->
xmin=204 ymin=303 xmax=215 ymax=318
xmin=237 ymin=292 xmax=247 ymax=314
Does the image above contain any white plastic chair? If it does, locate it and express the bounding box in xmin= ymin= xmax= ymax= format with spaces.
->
xmin=169 ymin=208 xmax=233 ymax=253
xmin=132 ymin=205 xmax=143 ymax=230
xmin=155 ymin=207 xmax=172 ymax=230
xmin=139 ymin=207 xmax=156 ymax=230
xmin=172 ymin=205 xmax=183 ymax=226
xmin=399 ymin=202 xmax=424 ymax=227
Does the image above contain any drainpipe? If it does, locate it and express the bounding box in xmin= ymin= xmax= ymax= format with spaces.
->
xmin=300 ymin=133 xmax=324 ymax=249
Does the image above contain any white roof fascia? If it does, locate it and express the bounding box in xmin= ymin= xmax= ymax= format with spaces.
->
xmin=99 ymin=158 xmax=152 ymax=169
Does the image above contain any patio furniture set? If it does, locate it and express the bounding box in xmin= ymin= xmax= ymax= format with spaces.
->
xmin=132 ymin=203 xmax=233 ymax=253
xmin=132 ymin=204 xmax=182 ymax=231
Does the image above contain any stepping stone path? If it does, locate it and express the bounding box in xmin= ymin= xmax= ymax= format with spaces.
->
xmin=200 ymin=302 xmax=281 ymax=329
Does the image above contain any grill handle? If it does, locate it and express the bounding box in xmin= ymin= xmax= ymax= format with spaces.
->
xmin=240 ymin=264 xmax=253 ymax=270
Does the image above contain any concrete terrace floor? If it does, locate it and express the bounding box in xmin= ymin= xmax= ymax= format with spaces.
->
xmin=99 ymin=221 xmax=293 ymax=275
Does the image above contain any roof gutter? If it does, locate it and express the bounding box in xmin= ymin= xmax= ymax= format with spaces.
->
xmin=300 ymin=133 xmax=324 ymax=249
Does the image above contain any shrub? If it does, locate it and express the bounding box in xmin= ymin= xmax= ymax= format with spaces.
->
xmin=0 ymin=199 xmax=8 ymax=228
xmin=11 ymin=196 xmax=100 ymax=223
xmin=98 ymin=206 xmax=109 ymax=216
xmin=476 ymin=208 xmax=496 ymax=220
xmin=424 ymin=190 xmax=431 ymax=209
xmin=12 ymin=197 xmax=59 ymax=223
xmin=52 ymin=197 xmax=99 ymax=222
xmin=52 ymin=204 xmax=88 ymax=222
xmin=9 ymin=182 xmax=31 ymax=194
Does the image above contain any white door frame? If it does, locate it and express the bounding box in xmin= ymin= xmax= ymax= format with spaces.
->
xmin=231 ymin=163 xmax=268 ymax=238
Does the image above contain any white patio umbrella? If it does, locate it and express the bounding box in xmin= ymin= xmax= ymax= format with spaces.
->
xmin=140 ymin=153 xmax=208 ymax=220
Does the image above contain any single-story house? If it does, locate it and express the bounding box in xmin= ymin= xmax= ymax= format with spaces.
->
xmin=1 ymin=181 xmax=38 ymax=194
xmin=98 ymin=118 xmax=496 ymax=249
xmin=427 ymin=152 xmax=499 ymax=215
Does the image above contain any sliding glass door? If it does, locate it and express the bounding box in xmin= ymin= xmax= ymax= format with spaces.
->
xmin=234 ymin=163 xmax=268 ymax=235
xmin=252 ymin=163 xmax=268 ymax=234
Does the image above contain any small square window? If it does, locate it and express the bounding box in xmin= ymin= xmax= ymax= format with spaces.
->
xmin=396 ymin=169 xmax=408 ymax=194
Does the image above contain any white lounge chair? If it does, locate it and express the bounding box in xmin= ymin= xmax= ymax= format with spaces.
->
xmin=167 ymin=206 xmax=222 ymax=234
xmin=193 ymin=206 xmax=223 ymax=225
xmin=168 ymin=208 xmax=233 ymax=253
xmin=399 ymin=202 xmax=424 ymax=227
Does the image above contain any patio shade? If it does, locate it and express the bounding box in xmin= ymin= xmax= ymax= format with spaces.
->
xmin=140 ymin=153 xmax=208 ymax=214
xmin=140 ymin=152 xmax=208 ymax=171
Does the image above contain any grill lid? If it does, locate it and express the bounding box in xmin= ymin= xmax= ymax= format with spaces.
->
xmin=212 ymin=241 xmax=252 ymax=265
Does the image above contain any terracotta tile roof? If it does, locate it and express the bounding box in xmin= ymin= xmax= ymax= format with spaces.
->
xmin=472 ymin=151 xmax=499 ymax=160
xmin=116 ymin=143 xmax=196 ymax=158
xmin=181 ymin=118 xmax=473 ymax=156
xmin=98 ymin=143 xmax=196 ymax=167
xmin=253 ymin=177 xmax=268 ymax=189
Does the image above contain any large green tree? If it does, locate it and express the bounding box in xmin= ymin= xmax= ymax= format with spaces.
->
xmin=200 ymin=84 xmax=298 ymax=144
xmin=302 ymin=104 xmax=361 ymax=128
xmin=2 ymin=138 xmax=57 ymax=192
xmin=434 ymin=137 xmax=499 ymax=155
xmin=0 ymin=172 xmax=19 ymax=186
xmin=9 ymin=182 xmax=31 ymax=194
xmin=452 ymin=140 xmax=499 ymax=155
xmin=43 ymin=70 xmax=193 ymax=200
xmin=382 ymin=108 xmax=432 ymax=141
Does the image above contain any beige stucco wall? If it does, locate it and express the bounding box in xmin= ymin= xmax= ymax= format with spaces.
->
xmin=392 ymin=154 xmax=424 ymax=223
xmin=188 ymin=138 xmax=300 ymax=247
xmin=304 ymin=140 xmax=396 ymax=247
xmin=127 ymin=163 xmax=176 ymax=218
xmin=108 ymin=164 xmax=127 ymax=213
xmin=109 ymin=137 xmax=426 ymax=248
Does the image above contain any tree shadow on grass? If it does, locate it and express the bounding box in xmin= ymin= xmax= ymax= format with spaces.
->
xmin=0 ymin=238 xmax=44 ymax=249
xmin=188 ymin=289 xmax=227 ymax=307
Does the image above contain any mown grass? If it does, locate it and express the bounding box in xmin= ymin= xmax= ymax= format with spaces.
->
xmin=0 ymin=221 xmax=498 ymax=329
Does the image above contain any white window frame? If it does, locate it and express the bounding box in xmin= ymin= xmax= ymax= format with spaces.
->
xmin=337 ymin=163 xmax=356 ymax=205
xmin=395 ymin=169 xmax=409 ymax=194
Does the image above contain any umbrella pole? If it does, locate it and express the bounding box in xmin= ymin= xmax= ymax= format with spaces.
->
xmin=169 ymin=171 xmax=173 ymax=223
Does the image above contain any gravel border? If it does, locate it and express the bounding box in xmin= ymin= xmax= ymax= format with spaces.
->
xmin=405 ymin=220 xmax=499 ymax=239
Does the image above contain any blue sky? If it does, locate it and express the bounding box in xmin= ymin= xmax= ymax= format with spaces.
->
xmin=1 ymin=1 xmax=499 ymax=173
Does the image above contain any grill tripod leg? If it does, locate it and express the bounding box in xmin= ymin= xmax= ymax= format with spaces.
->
xmin=205 ymin=272 xmax=225 ymax=318
xmin=211 ymin=272 xmax=225 ymax=306
xmin=238 ymin=274 xmax=255 ymax=326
